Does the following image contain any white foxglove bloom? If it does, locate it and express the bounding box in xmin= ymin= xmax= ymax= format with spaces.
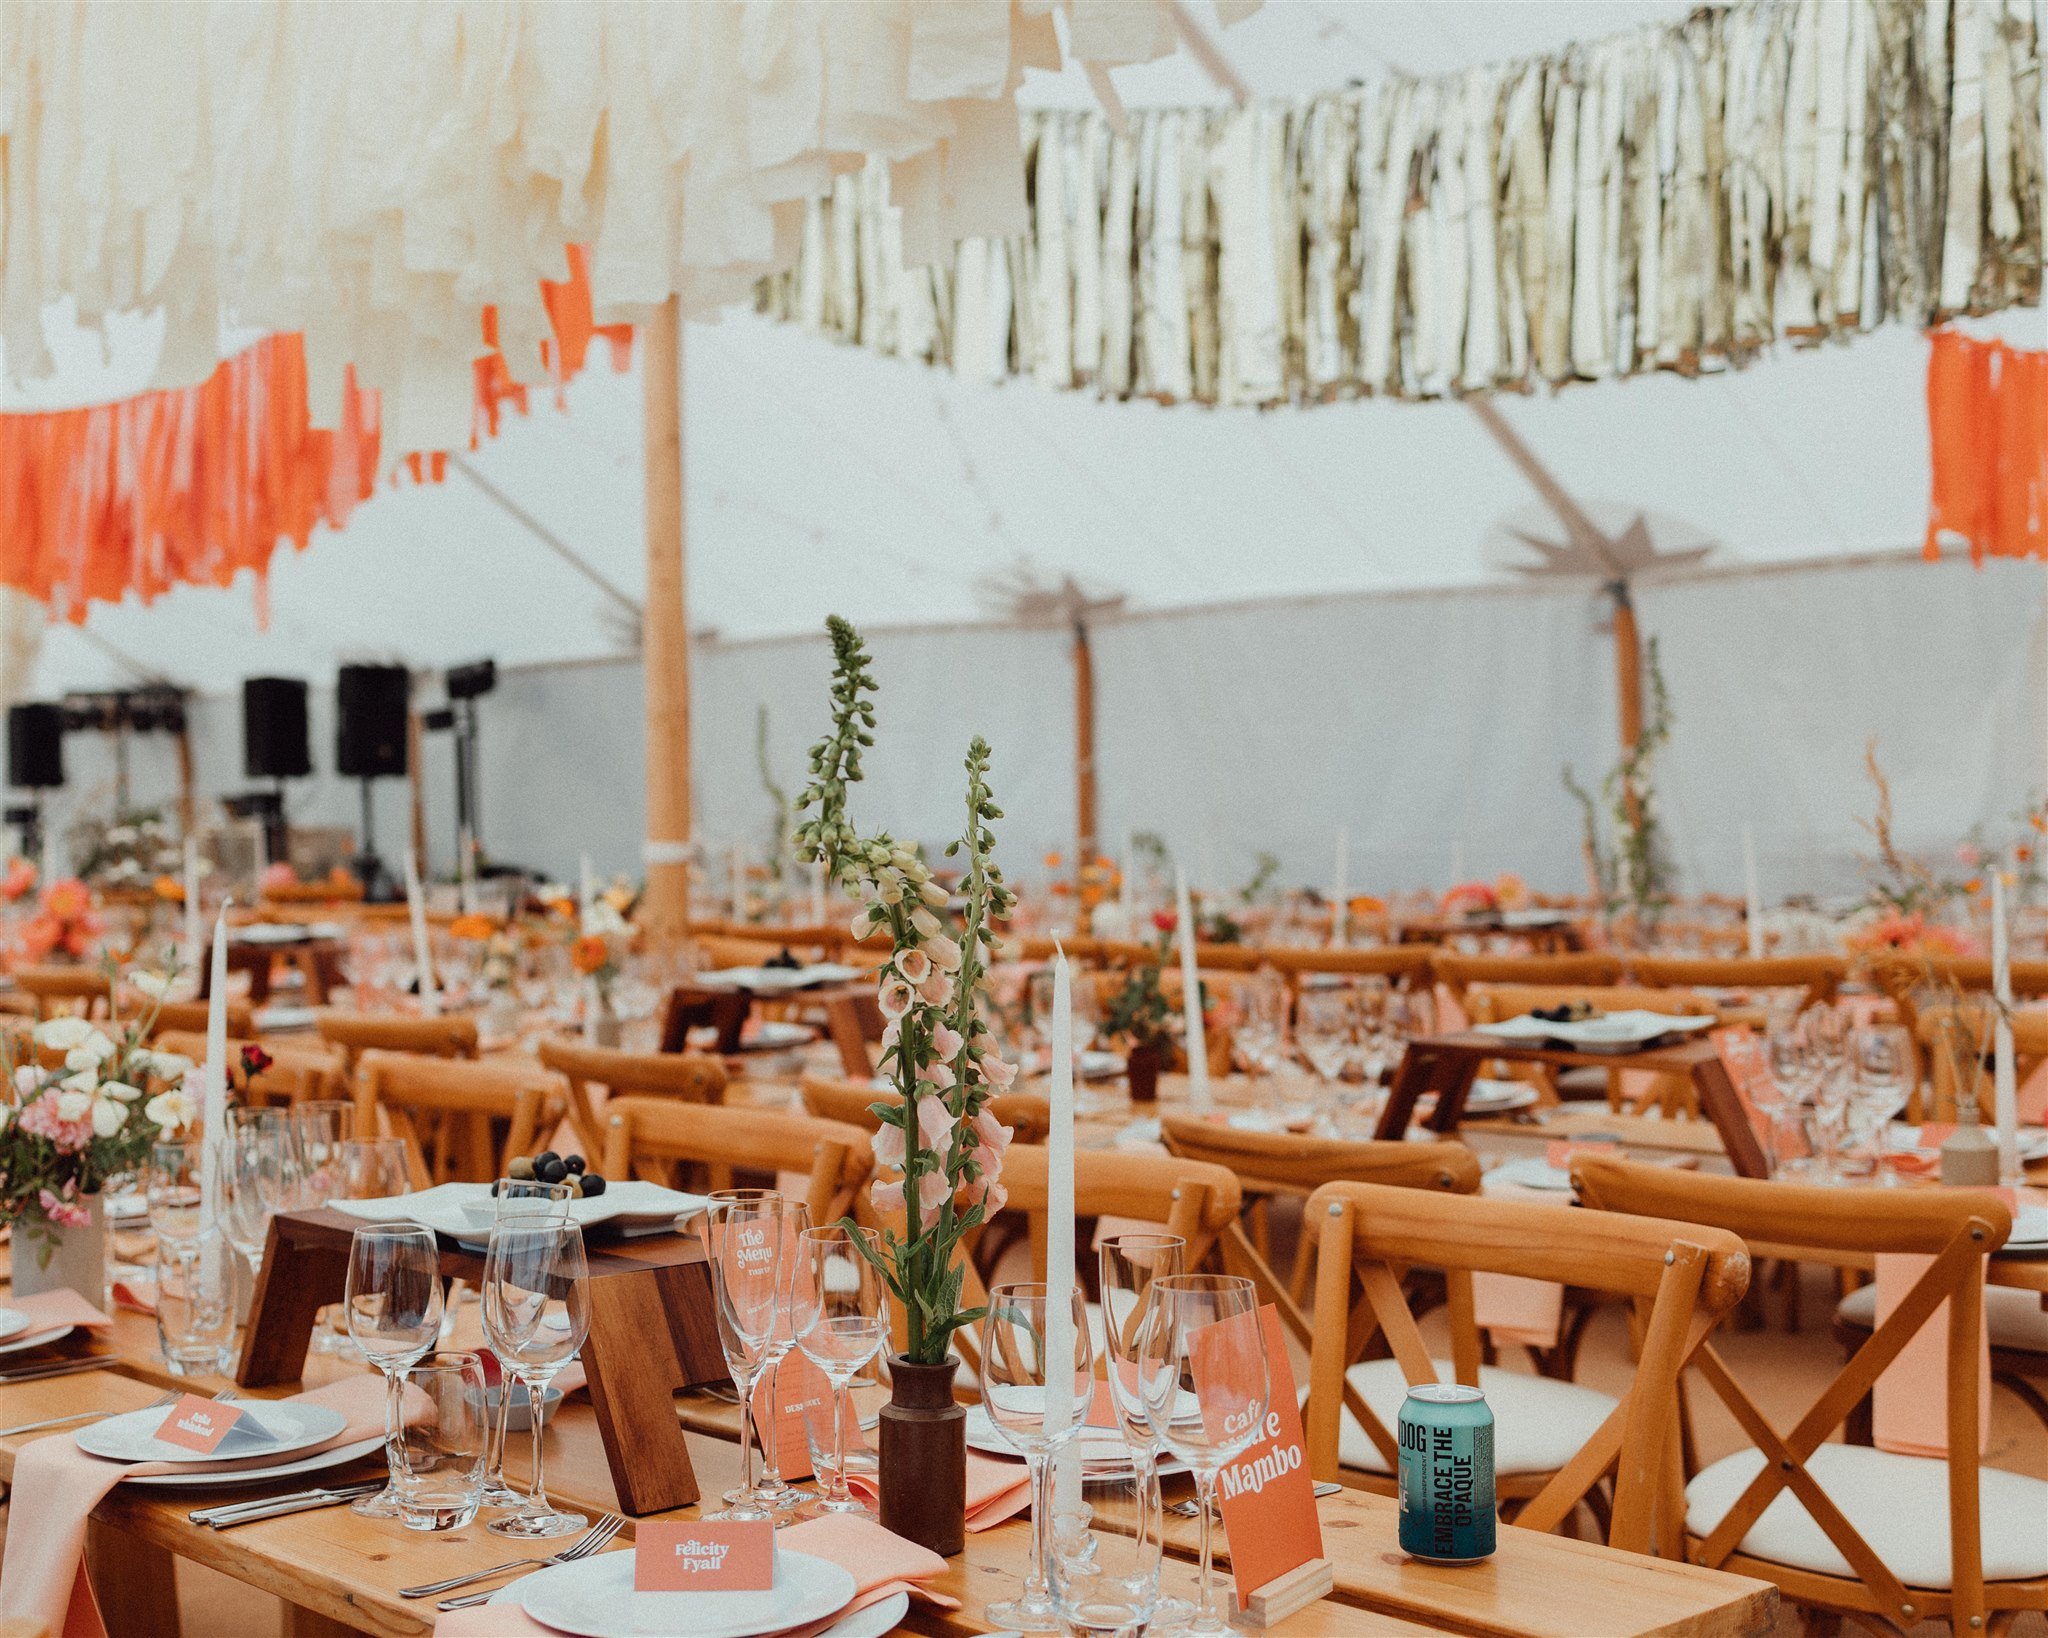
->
xmin=925 ymin=935 xmax=963 ymax=973
xmin=909 ymin=907 xmax=942 ymax=941
xmin=851 ymin=910 xmax=881 ymax=942
xmin=920 ymin=882 xmax=949 ymax=908
xmin=895 ymin=948 xmax=932 ymax=985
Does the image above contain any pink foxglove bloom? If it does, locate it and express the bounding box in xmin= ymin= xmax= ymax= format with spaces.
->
xmin=913 ymin=1095 xmax=953 ymax=1147
xmin=915 ymin=1170 xmax=950 ymax=1215
xmin=930 ymin=1023 xmax=964 ymax=1061
xmin=877 ymin=977 xmax=914 ymax=1020
xmin=871 ymin=1178 xmax=905 ymax=1215
xmin=917 ymin=1060 xmax=956 ymax=1092
xmin=917 ymin=971 xmax=951 ymax=1007
xmin=895 ymin=948 xmax=932 ymax=985
xmin=982 ymin=1055 xmax=1018 ymax=1090
xmin=872 ymin=1120 xmax=906 ymax=1169
xmin=878 ymin=1019 xmax=901 ymax=1052
xmin=925 ymin=935 xmax=963 ymax=973
xmin=971 ymin=1107 xmax=1014 ymax=1156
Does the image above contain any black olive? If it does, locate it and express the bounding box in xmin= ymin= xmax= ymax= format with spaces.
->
xmin=536 ymin=1157 xmax=568 ymax=1185
xmin=534 ymin=1151 xmax=560 ymax=1172
xmin=579 ymin=1173 xmax=606 ymax=1197
xmin=563 ymin=1155 xmax=587 ymax=1175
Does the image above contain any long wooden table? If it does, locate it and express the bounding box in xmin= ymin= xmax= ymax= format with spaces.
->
xmin=0 ymin=1297 xmax=1778 ymax=1638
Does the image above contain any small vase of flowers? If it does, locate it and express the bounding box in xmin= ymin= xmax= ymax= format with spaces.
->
xmin=1102 ymin=914 xmax=1183 ymax=1103
xmin=572 ymin=901 xmax=629 ymax=1048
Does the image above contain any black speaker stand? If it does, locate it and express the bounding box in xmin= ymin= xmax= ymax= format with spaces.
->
xmin=352 ymin=778 xmax=396 ymax=903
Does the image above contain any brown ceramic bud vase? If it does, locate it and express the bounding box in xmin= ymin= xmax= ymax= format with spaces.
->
xmin=1126 ymin=1042 xmax=1162 ymax=1103
xmin=878 ymin=1354 xmax=966 ymax=1556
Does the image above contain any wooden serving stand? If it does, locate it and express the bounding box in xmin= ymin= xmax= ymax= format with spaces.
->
xmin=237 ymin=1208 xmax=730 ymax=1515
xmin=1377 ymin=1031 xmax=1769 ymax=1179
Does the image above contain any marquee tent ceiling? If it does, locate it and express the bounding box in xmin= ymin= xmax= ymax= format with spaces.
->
xmin=4 ymin=0 xmax=2043 ymax=698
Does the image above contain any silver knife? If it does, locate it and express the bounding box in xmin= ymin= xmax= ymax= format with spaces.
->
xmin=191 ymin=1483 xmax=384 ymax=1527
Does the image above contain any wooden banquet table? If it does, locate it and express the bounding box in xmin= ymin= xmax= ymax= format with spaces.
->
xmin=0 ymin=1275 xmax=1780 ymax=1638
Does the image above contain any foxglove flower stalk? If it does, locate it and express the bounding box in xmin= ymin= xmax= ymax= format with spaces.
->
xmin=795 ymin=617 xmax=1018 ymax=1365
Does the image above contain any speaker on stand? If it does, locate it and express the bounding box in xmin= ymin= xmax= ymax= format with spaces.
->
xmin=240 ymin=677 xmax=311 ymax=869
xmin=5 ymin=702 xmax=65 ymax=865
xmin=337 ymin=664 xmax=411 ymax=902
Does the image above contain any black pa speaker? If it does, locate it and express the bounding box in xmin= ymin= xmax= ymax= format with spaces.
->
xmin=243 ymin=677 xmax=311 ymax=780
xmin=7 ymin=703 xmax=64 ymax=790
xmin=335 ymin=665 xmax=411 ymax=780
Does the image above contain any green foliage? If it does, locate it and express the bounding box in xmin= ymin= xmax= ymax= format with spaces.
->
xmin=1562 ymin=636 xmax=1675 ymax=936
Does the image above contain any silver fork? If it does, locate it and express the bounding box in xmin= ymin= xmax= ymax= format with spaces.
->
xmin=414 ymin=1514 xmax=624 ymax=1606
xmin=0 ymin=1389 xmax=178 ymax=1439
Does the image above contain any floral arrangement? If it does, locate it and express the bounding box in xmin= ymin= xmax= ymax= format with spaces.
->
xmin=0 ymin=858 xmax=36 ymax=903
xmin=571 ymin=896 xmax=629 ymax=1008
xmin=0 ymin=973 xmax=196 ymax=1258
xmin=1439 ymin=879 xmax=1498 ymax=917
xmin=1564 ymin=636 xmax=1676 ymax=936
xmin=1845 ymin=910 xmax=1976 ymax=960
xmin=19 ymin=878 xmax=106 ymax=963
xmin=796 ymin=616 xmax=1017 ymax=1367
xmin=1101 ymin=914 xmax=1181 ymax=1052
xmin=450 ymin=915 xmax=519 ymax=991
xmin=67 ymin=808 xmax=182 ymax=890
xmin=1856 ymin=744 xmax=1978 ymax=923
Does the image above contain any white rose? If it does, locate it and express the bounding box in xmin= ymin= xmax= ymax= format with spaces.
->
xmin=34 ymin=1016 xmax=94 ymax=1051
xmin=89 ymin=1095 xmax=127 ymax=1138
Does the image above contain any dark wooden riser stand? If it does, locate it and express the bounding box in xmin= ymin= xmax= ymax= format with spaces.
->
xmin=238 ymin=1208 xmax=729 ymax=1515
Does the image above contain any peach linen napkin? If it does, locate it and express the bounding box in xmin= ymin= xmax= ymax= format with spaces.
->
xmin=0 ymin=1287 xmax=116 ymax=1348
xmin=847 ymin=1445 xmax=1033 ymax=1532
xmin=1472 ymin=1177 xmax=1565 ymax=1350
xmin=0 ymin=1375 xmax=407 ymax=1638
xmin=433 ymin=1512 xmax=959 ymax=1637
xmin=1871 ymin=1252 xmax=1991 ymax=1458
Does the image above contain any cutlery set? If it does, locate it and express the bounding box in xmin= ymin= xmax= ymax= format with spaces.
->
xmin=408 ymin=1514 xmax=625 ymax=1610
xmin=188 ymin=1481 xmax=389 ymax=1529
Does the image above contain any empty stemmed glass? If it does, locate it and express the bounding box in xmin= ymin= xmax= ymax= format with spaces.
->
xmin=1848 ymin=1023 xmax=1915 ymax=1185
xmin=345 ymin=1223 xmax=446 ymax=1517
xmin=980 ymin=1281 xmax=1093 ymax=1634
xmin=1136 ymin=1274 xmax=1269 ymax=1636
xmin=698 ymin=1190 xmax=786 ymax=1521
xmin=290 ymin=1100 xmax=355 ymax=1208
xmin=750 ymin=1196 xmax=814 ymax=1513
xmin=222 ymin=1109 xmax=299 ymax=1277
xmin=481 ymin=1220 xmax=591 ymax=1539
xmin=478 ymin=1181 xmax=574 ymax=1508
xmin=146 ymin=1140 xmax=205 ymax=1250
xmin=1098 ymin=1233 xmax=1191 ymax=1629
xmin=789 ymin=1223 xmax=888 ymax=1518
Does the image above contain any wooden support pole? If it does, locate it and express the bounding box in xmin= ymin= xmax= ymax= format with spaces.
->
xmin=1611 ymin=584 xmax=1644 ymax=752
xmin=642 ymin=297 xmax=692 ymax=939
xmin=407 ymin=707 xmax=428 ymax=875
xmin=1074 ymin=617 xmax=1098 ymax=878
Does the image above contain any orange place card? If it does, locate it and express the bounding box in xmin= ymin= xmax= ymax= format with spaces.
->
xmin=634 ymin=1520 xmax=775 ymax=1592
xmin=154 ymin=1394 xmax=247 ymax=1454
xmin=1545 ymin=1138 xmax=1620 ymax=1169
xmin=754 ymin=1350 xmax=835 ymax=1482
xmin=1196 ymin=1305 xmax=1324 ymax=1609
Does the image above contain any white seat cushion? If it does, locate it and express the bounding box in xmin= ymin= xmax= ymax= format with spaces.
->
xmin=1685 ymin=1444 xmax=2048 ymax=1587
xmin=1316 ymin=1358 xmax=1618 ymax=1476
xmin=1837 ymin=1282 xmax=2048 ymax=1355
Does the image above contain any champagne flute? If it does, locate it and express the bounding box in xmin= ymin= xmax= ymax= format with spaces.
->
xmin=747 ymin=1195 xmax=813 ymax=1513
xmin=1849 ymin=1023 xmax=1915 ymax=1186
xmin=478 ymin=1180 xmax=573 ymax=1507
xmin=481 ymin=1220 xmax=591 ymax=1539
xmin=697 ymin=1191 xmax=785 ymax=1521
xmin=221 ymin=1109 xmax=296 ymax=1276
xmin=289 ymin=1100 xmax=355 ymax=1207
xmin=980 ymin=1281 xmax=1093 ymax=1634
xmin=1136 ymin=1274 xmax=1268 ymax=1636
xmin=1098 ymin=1233 xmax=1189 ymax=1628
xmin=789 ymin=1223 xmax=887 ymax=1518
xmin=146 ymin=1140 xmax=204 ymax=1248
xmin=345 ymin=1223 xmax=446 ymax=1517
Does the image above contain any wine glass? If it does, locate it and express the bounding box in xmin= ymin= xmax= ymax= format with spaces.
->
xmin=336 ymin=1136 xmax=412 ymax=1200
xmin=1136 ymin=1274 xmax=1269 ymax=1635
xmin=345 ymin=1223 xmax=446 ymax=1517
xmin=1233 ymin=970 xmax=1290 ymax=1078
xmin=1848 ymin=1023 xmax=1915 ymax=1186
xmin=481 ymin=1220 xmax=591 ymax=1538
xmin=289 ymin=1100 xmax=355 ymax=1207
xmin=221 ymin=1108 xmax=297 ymax=1276
xmin=1098 ymin=1233 xmax=1191 ymax=1630
xmin=697 ymin=1190 xmax=785 ymax=1521
xmin=478 ymin=1181 xmax=573 ymax=1508
xmin=750 ymin=1195 xmax=814 ymax=1513
xmin=146 ymin=1140 xmax=204 ymax=1248
xmin=980 ymin=1281 xmax=1093 ymax=1634
xmin=789 ymin=1223 xmax=888 ymax=1518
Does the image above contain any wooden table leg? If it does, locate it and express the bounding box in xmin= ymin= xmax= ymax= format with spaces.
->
xmin=84 ymin=1521 xmax=180 ymax=1638
xmin=1690 ymin=1057 xmax=1771 ymax=1178
xmin=283 ymin=1604 xmax=369 ymax=1638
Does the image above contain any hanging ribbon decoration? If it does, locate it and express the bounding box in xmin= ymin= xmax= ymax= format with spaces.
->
xmin=1925 ymin=329 xmax=2048 ymax=563
xmin=0 ymin=247 xmax=629 ymax=621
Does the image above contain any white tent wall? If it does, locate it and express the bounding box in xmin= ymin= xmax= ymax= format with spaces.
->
xmin=37 ymin=552 xmax=2038 ymax=904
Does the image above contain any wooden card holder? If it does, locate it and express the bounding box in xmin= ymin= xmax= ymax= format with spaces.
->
xmin=238 ymin=1208 xmax=728 ymax=1515
xmin=1236 ymin=1558 xmax=1335 ymax=1627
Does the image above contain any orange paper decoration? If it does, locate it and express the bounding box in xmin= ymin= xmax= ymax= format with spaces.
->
xmin=0 ymin=246 xmax=629 ymax=621
xmin=1924 ymin=329 xmax=2048 ymax=565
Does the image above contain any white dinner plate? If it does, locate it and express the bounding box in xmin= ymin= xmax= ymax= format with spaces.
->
xmin=515 ymin=1546 xmax=855 ymax=1638
xmin=334 ymin=1179 xmax=709 ymax=1239
xmin=2003 ymin=1205 xmax=2048 ymax=1254
xmin=1474 ymin=1010 xmax=1714 ymax=1052
xmin=123 ymin=1434 xmax=385 ymax=1488
xmin=490 ymin=1579 xmax=906 ymax=1638
xmin=696 ymin=964 xmax=863 ymax=993
xmin=963 ymin=1404 xmax=1188 ymax=1479
xmin=1463 ymin=1079 xmax=1543 ymax=1114
xmin=104 ymin=1192 xmax=149 ymax=1223
xmin=232 ymin=923 xmax=313 ymax=946
xmin=737 ymin=1020 xmax=818 ymax=1052
xmin=80 ymin=1399 xmax=347 ymax=1465
xmin=1484 ymin=1156 xmax=1576 ymax=1193
xmin=252 ymin=1004 xmax=319 ymax=1033
xmin=0 ymin=1308 xmax=31 ymax=1341
xmin=0 ymin=1323 xmax=75 ymax=1356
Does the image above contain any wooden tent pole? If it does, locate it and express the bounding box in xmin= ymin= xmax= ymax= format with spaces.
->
xmin=1073 ymin=615 xmax=1098 ymax=879
xmin=1611 ymin=582 xmax=1644 ymax=752
xmin=642 ymin=296 xmax=692 ymax=939
xmin=407 ymin=708 xmax=428 ymax=873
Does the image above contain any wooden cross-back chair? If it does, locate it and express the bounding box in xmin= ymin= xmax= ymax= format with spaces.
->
xmin=154 ymin=1029 xmax=344 ymax=1109
xmin=316 ymin=1010 xmax=478 ymax=1077
xmin=13 ymin=965 xmax=113 ymax=1020
xmin=352 ymin=1050 xmax=566 ymax=1189
xmin=1303 ymin=1180 xmax=1750 ymax=1557
xmin=821 ymin=991 xmax=886 ymax=1079
xmin=535 ymin=1037 xmax=727 ymax=1156
xmin=1867 ymin=955 xmax=2048 ymax=1064
xmin=1572 ymin=1156 xmax=2043 ymax=1635
xmin=1157 ymin=1112 xmax=1477 ymax=1311
xmin=1429 ymin=951 xmax=1624 ymax=1007
xmin=658 ymin=984 xmax=752 ymax=1055
xmin=145 ymin=998 xmax=254 ymax=1040
xmin=1626 ymin=954 xmax=1846 ymax=1014
xmin=598 ymin=1096 xmax=873 ymax=1228
xmin=798 ymin=1075 xmax=1053 ymax=1147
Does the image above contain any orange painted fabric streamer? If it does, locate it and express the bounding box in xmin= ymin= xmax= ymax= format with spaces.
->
xmin=0 ymin=247 xmax=630 ymax=621
xmin=1924 ymin=328 xmax=2048 ymax=564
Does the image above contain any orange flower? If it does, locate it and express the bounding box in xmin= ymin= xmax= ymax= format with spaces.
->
xmin=2033 ymin=813 xmax=2047 ymax=833
xmin=43 ymin=878 xmax=92 ymax=920
xmin=570 ymin=934 xmax=612 ymax=976
xmin=1964 ymin=877 xmax=1984 ymax=896
xmin=1043 ymin=851 xmax=1065 ymax=870
xmin=448 ymin=913 xmax=497 ymax=941
xmin=2019 ymin=844 xmax=2034 ymax=864
xmin=0 ymin=858 xmax=37 ymax=902
xmin=153 ymin=874 xmax=184 ymax=902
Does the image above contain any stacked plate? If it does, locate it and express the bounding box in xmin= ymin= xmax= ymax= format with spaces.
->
xmin=81 ymin=1401 xmax=385 ymax=1490
xmin=1474 ymin=1010 xmax=1715 ymax=1052
xmin=332 ymin=1180 xmax=708 ymax=1241
xmin=963 ymin=1403 xmax=1189 ymax=1481
xmin=477 ymin=1551 xmax=903 ymax=1638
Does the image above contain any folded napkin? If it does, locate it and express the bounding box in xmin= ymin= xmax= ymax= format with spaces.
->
xmin=110 ymin=1279 xmax=156 ymax=1316
xmin=1 ymin=1287 xmax=115 ymax=1350
xmin=0 ymin=1375 xmax=407 ymax=1638
xmin=1472 ymin=1179 xmax=1565 ymax=1350
xmin=846 ymin=1446 xmax=1032 ymax=1532
xmin=433 ymin=1512 xmax=959 ymax=1637
xmin=1870 ymin=1252 xmax=1990 ymax=1460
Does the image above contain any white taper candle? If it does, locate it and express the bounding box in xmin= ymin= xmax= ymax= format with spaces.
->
xmin=200 ymin=908 xmax=229 ymax=1231
xmin=1331 ymin=824 xmax=1350 ymax=948
xmin=1176 ymin=866 xmax=1211 ymax=1110
xmin=404 ymin=847 xmax=440 ymax=1017
xmin=1742 ymin=825 xmax=1764 ymax=960
xmin=1994 ymin=868 xmax=2019 ymax=1182
xmin=1046 ymin=944 xmax=1082 ymax=1512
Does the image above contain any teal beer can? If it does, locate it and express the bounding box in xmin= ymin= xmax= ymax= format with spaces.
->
xmin=1397 ymin=1384 xmax=1496 ymax=1563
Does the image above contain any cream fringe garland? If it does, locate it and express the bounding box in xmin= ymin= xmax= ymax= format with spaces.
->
xmin=758 ymin=0 xmax=2044 ymax=405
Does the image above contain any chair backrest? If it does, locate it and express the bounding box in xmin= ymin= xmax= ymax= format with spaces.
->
xmin=147 ymin=998 xmax=254 ymax=1039
xmin=599 ymin=1096 xmax=873 ymax=1226
xmin=317 ymin=1010 xmax=478 ymax=1075
xmin=14 ymin=965 xmax=113 ymax=1018
xmin=798 ymin=1075 xmax=1054 ymax=1147
xmin=1159 ymin=1113 xmax=1479 ymax=1198
xmin=536 ymin=1038 xmax=727 ymax=1154
xmin=1265 ymin=946 xmax=1436 ymax=987
xmin=1303 ymin=1179 xmax=1750 ymax=1558
xmin=1429 ymin=951 xmax=1624 ymax=1002
xmin=1461 ymin=982 xmax=1712 ymax=1025
xmin=1626 ymin=954 xmax=1845 ymax=1012
xmin=1912 ymin=997 xmax=2048 ymax=1121
xmin=657 ymin=985 xmax=751 ymax=1055
xmin=154 ymin=1029 xmax=345 ymax=1107
xmin=353 ymin=1050 xmax=566 ymax=1187
xmin=823 ymin=991 xmax=884 ymax=1078
xmin=1571 ymin=1155 xmax=2011 ymax=1615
